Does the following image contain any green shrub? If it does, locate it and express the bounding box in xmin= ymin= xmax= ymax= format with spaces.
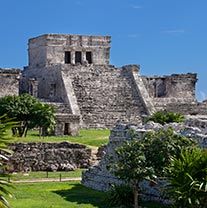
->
xmin=106 ymin=184 xmax=133 ymax=207
xmin=147 ymin=111 xmax=185 ymax=125
xmin=142 ymin=128 xmax=197 ymax=177
xmin=168 ymin=148 xmax=207 ymax=208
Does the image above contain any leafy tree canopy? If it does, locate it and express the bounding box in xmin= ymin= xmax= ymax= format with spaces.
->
xmin=141 ymin=128 xmax=197 ymax=177
xmin=109 ymin=128 xmax=197 ymax=208
xmin=111 ymin=139 xmax=154 ymax=208
xmin=0 ymin=94 xmax=56 ymax=137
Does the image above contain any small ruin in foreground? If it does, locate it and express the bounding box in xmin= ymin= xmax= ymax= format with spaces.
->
xmin=82 ymin=119 xmax=207 ymax=202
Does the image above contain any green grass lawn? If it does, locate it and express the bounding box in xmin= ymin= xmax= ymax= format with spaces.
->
xmin=2 ymin=129 xmax=167 ymax=207
xmin=7 ymin=181 xmax=107 ymax=208
xmin=6 ymin=181 xmax=167 ymax=208
xmin=8 ymin=169 xmax=84 ymax=181
xmin=6 ymin=129 xmax=110 ymax=147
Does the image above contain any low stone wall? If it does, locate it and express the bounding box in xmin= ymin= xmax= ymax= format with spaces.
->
xmin=6 ymin=142 xmax=92 ymax=172
xmin=167 ymin=102 xmax=207 ymax=116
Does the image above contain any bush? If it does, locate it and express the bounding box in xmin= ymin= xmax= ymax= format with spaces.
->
xmin=168 ymin=148 xmax=207 ymax=208
xmin=147 ymin=111 xmax=185 ymax=125
xmin=106 ymin=184 xmax=133 ymax=207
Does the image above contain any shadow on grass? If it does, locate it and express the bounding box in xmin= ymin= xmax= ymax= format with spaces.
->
xmin=28 ymin=133 xmax=40 ymax=137
xmin=53 ymin=183 xmax=168 ymax=208
xmin=53 ymin=183 xmax=108 ymax=208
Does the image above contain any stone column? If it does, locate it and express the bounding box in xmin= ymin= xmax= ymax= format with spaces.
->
xmin=82 ymin=50 xmax=86 ymax=64
xmin=71 ymin=51 xmax=75 ymax=64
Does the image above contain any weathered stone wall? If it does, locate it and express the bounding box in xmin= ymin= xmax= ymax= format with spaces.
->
xmin=165 ymin=102 xmax=207 ymax=116
xmin=6 ymin=142 xmax=91 ymax=172
xmin=22 ymin=62 xmax=201 ymax=130
xmin=0 ymin=68 xmax=21 ymax=97
xmin=21 ymin=65 xmax=67 ymax=103
xmin=22 ymin=63 xmax=148 ymax=129
xmin=65 ymin=64 xmax=147 ymax=128
xmin=28 ymin=34 xmax=111 ymax=67
xmin=21 ymin=65 xmax=81 ymax=136
xmin=142 ymin=73 xmax=197 ymax=101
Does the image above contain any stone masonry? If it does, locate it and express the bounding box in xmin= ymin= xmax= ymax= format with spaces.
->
xmin=0 ymin=34 xmax=206 ymax=135
xmin=0 ymin=68 xmax=21 ymax=97
xmin=5 ymin=142 xmax=91 ymax=172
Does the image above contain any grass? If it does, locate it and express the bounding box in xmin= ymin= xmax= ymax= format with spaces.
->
xmin=6 ymin=129 xmax=110 ymax=147
xmin=7 ymin=181 xmax=107 ymax=208
xmin=3 ymin=129 xmax=167 ymax=207
xmin=8 ymin=169 xmax=84 ymax=181
xmin=6 ymin=181 xmax=167 ymax=208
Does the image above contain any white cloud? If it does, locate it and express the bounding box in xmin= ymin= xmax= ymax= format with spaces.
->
xmin=162 ymin=29 xmax=185 ymax=35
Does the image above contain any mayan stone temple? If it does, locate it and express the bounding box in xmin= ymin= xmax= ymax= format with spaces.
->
xmin=0 ymin=34 xmax=207 ymax=136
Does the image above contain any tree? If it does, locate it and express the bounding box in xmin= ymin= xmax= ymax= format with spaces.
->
xmin=30 ymin=102 xmax=56 ymax=137
xmin=141 ymin=128 xmax=197 ymax=177
xmin=0 ymin=94 xmax=56 ymax=137
xmin=111 ymin=140 xmax=154 ymax=208
xmin=168 ymin=148 xmax=207 ymax=208
xmin=109 ymin=128 xmax=197 ymax=208
xmin=0 ymin=115 xmax=16 ymax=208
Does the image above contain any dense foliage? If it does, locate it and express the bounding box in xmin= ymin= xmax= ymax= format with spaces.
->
xmin=141 ymin=128 xmax=197 ymax=177
xmin=168 ymin=148 xmax=207 ymax=208
xmin=109 ymin=128 xmax=197 ymax=208
xmin=147 ymin=111 xmax=185 ymax=125
xmin=0 ymin=115 xmax=15 ymax=208
xmin=106 ymin=184 xmax=133 ymax=207
xmin=110 ymin=139 xmax=154 ymax=208
xmin=0 ymin=94 xmax=56 ymax=137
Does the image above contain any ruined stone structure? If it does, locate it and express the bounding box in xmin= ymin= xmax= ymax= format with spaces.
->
xmin=6 ymin=142 xmax=91 ymax=172
xmin=0 ymin=34 xmax=206 ymax=135
xmin=0 ymin=68 xmax=21 ymax=97
xmin=82 ymin=120 xmax=207 ymax=202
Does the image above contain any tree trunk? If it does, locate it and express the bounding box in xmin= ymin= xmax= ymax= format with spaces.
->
xmin=24 ymin=126 xmax=28 ymax=137
xmin=134 ymin=189 xmax=138 ymax=208
xmin=18 ymin=126 xmax=24 ymax=137
xmin=11 ymin=127 xmax=17 ymax=136
xmin=39 ymin=128 xmax=42 ymax=139
xmin=133 ymin=183 xmax=139 ymax=208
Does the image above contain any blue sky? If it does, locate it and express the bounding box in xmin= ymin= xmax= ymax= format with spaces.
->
xmin=0 ymin=0 xmax=207 ymax=101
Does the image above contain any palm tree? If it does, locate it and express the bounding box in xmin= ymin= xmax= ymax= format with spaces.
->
xmin=0 ymin=115 xmax=16 ymax=208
